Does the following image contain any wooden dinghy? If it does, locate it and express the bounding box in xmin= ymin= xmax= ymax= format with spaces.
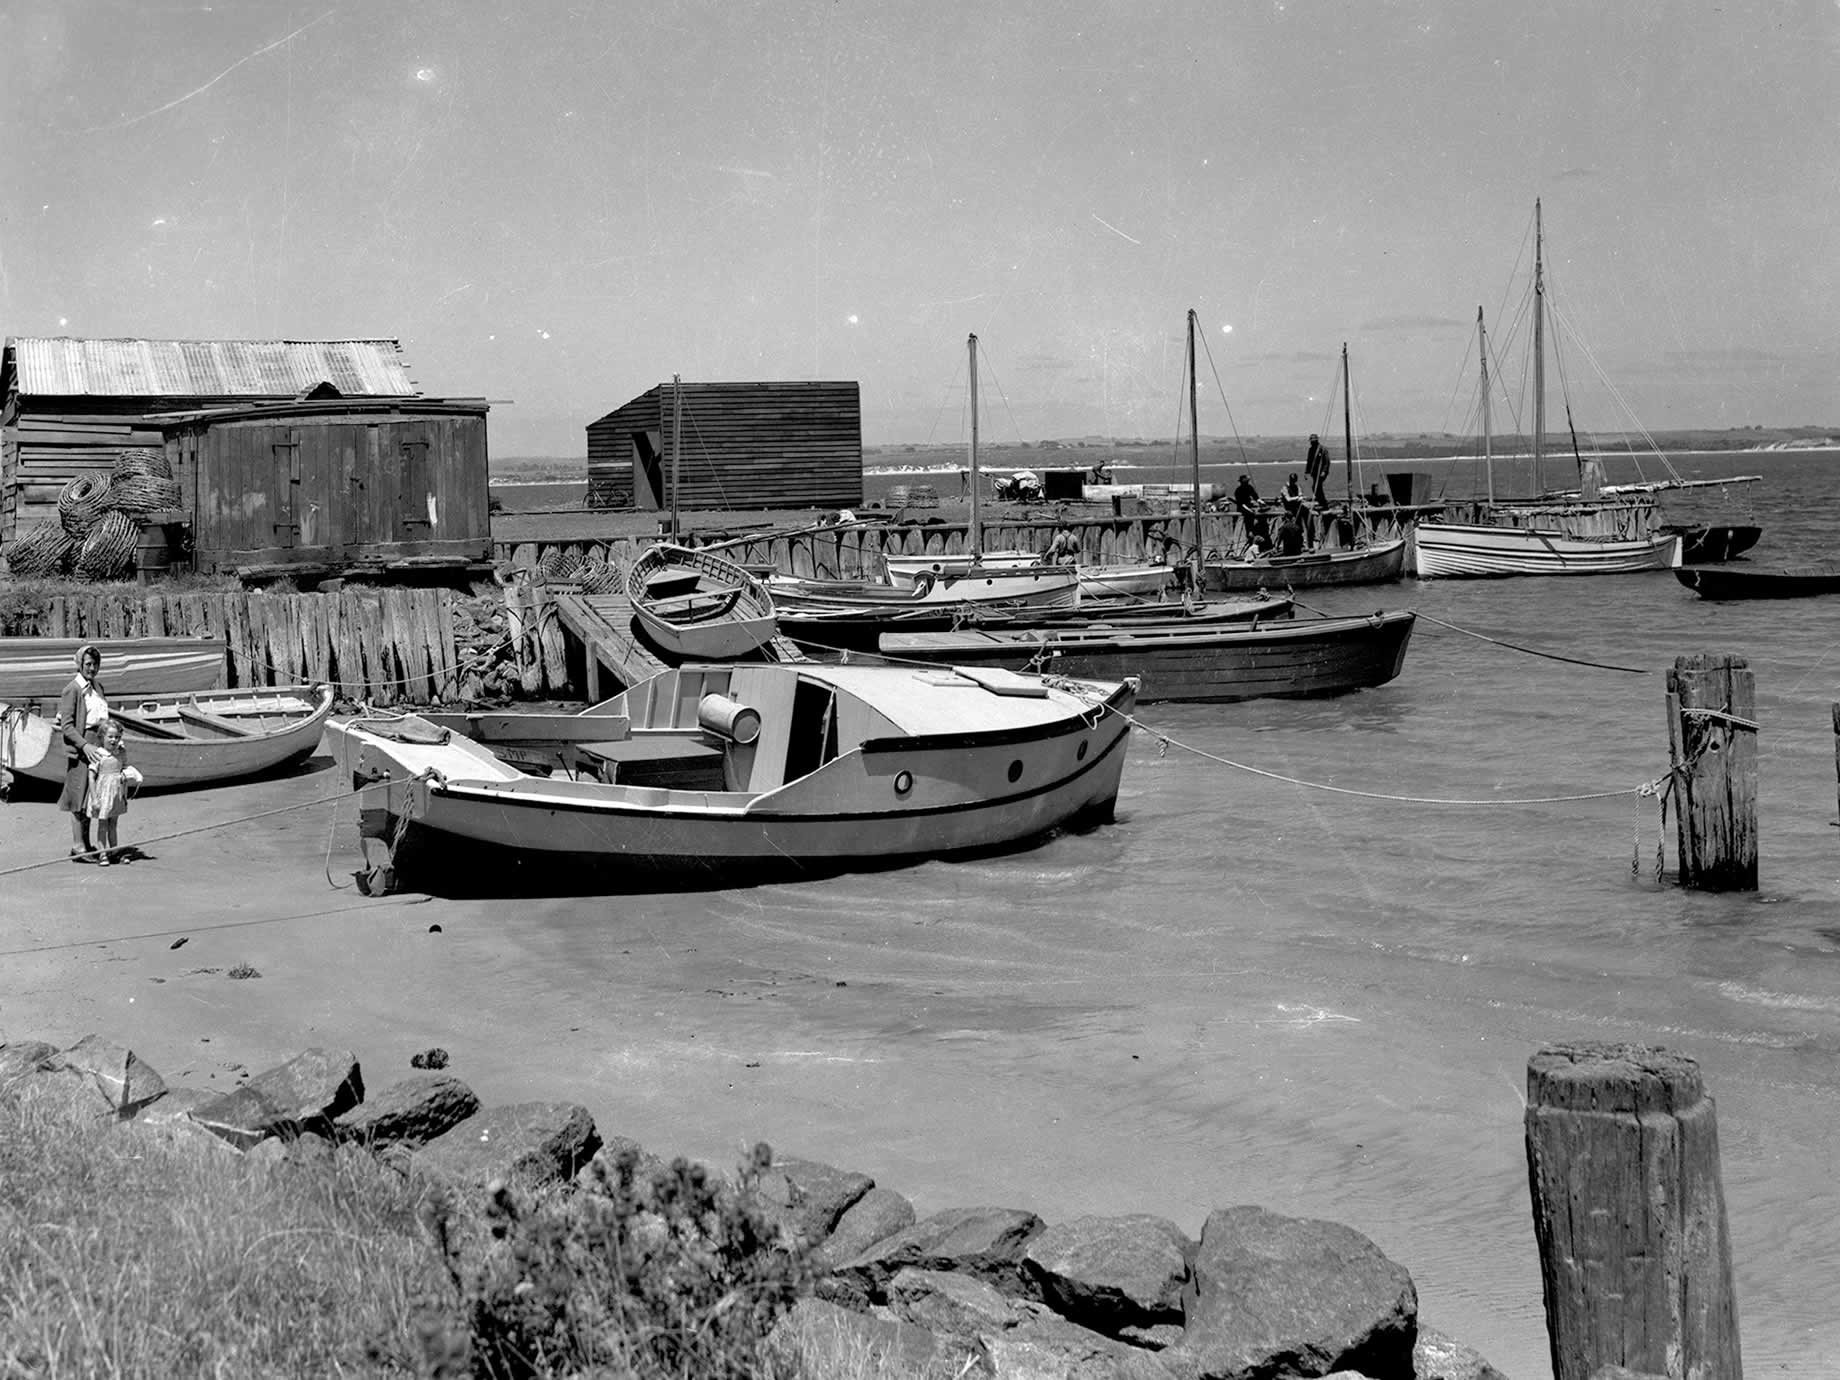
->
xmin=627 ymin=544 xmax=778 ymax=661
xmin=0 ymin=636 xmax=228 ymax=700
xmin=326 ymin=661 xmax=1136 ymax=886
xmin=1202 ymin=537 xmax=1408 ymax=592
xmin=1414 ymin=522 xmax=1682 ymax=577
xmin=880 ymin=609 xmax=1416 ymax=704
xmin=1675 ymin=563 xmax=1840 ymax=600
xmin=884 ymin=551 xmax=1177 ymax=601
xmin=1 ymin=685 xmax=334 ymax=791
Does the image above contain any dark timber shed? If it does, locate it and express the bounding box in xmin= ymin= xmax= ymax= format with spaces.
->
xmin=157 ymin=396 xmax=492 ymax=580
xmin=0 ymin=337 xmax=422 ymax=543
xmin=586 ymin=381 xmax=862 ymax=512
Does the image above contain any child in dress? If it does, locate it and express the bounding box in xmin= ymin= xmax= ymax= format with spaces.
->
xmin=87 ymin=721 xmax=131 ymax=865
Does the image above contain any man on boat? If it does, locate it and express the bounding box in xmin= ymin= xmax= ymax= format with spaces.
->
xmin=1305 ymin=434 xmax=1331 ymax=508
xmin=1043 ymin=526 xmax=1081 ymax=565
xmin=1280 ymin=472 xmax=1314 ymax=544
xmin=1231 ymin=473 xmax=1267 ymax=553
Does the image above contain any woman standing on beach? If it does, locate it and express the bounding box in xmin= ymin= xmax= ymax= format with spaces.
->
xmin=53 ymin=644 xmax=109 ymax=861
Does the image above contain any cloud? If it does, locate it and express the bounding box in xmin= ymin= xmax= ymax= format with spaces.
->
xmin=1360 ymin=314 xmax=1469 ymax=331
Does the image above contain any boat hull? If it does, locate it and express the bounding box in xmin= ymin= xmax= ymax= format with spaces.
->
xmin=0 ymin=636 xmax=227 ymax=701
xmin=881 ymin=611 xmax=1415 ymax=703
xmin=1202 ymin=538 xmax=1407 ymax=592
xmin=884 ymin=552 xmax=1174 ymax=601
xmin=781 ymin=594 xmax=1291 ymax=654
xmin=1414 ymin=524 xmax=1682 ymax=577
xmin=325 ymin=667 xmax=1135 ymax=884
xmin=1675 ymin=565 xmax=1840 ymax=600
xmin=1667 ymin=523 xmax=1764 ymax=565
xmin=628 ymin=544 xmax=778 ymax=661
xmin=1 ymin=685 xmax=333 ymax=790
xmin=769 ymin=567 xmax=1079 ymax=611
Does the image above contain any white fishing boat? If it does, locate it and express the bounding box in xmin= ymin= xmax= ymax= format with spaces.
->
xmin=1 ymin=684 xmax=333 ymax=791
xmin=1414 ymin=202 xmax=1687 ymax=579
xmin=884 ymin=550 xmax=1176 ymax=602
xmin=325 ymin=661 xmax=1136 ymax=884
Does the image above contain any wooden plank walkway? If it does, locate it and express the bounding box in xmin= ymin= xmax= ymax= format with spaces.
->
xmin=554 ymin=589 xmax=804 ymax=701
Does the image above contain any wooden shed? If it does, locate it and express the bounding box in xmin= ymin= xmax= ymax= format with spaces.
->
xmin=158 ymin=396 xmax=492 ymax=579
xmin=1 ymin=337 xmax=420 ymax=543
xmin=586 ymin=381 xmax=862 ymax=512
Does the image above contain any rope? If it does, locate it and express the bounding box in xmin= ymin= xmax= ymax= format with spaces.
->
xmin=1407 ymin=610 xmax=1651 ymax=675
xmin=1679 ymin=706 xmax=1758 ymax=732
xmin=0 ymin=782 xmax=373 ymax=879
xmin=1119 ymin=711 xmax=1645 ymax=805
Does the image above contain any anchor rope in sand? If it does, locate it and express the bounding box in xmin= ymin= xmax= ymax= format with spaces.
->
xmin=0 ymin=782 xmax=373 ymax=879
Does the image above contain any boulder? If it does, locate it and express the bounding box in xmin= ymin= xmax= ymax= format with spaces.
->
xmin=1416 ymin=1324 xmax=1511 ymax=1380
xmin=190 ymin=1048 xmax=364 ymax=1150
xmin=1024 ymin=1213 xmax=1192 ymax=1336
xmin=334 ymin=1073 xmax=479 ymax=1150
xmin=888 ymin=1266 xmax=1026 ymax=1338
xmin=413 ymin=1101 xmax=601 ymax=1190
xmin=981 ymin=1313 xmax=1174 ymax=1380
xmin=8 ymin=1067 xmax=125 ymax=1124
xmin=50 ymin=1035 xmax=167 ymax=1118
xmin=1161 ymin=1205 xmax=1417 ymax=1380
xmin=754 ymin=1154 xmax=875 ymax=1248
xmin=813 ymin=1184 xmax=916 ymax=1271
xmin=768 ymin=1297 xmax=973 ymax=1378
xmin=113 ymin=1115 xmax=242 ymax=1164
xmin=574 ymin=1135 xmax=671 ymax=1195
xmin=134 ymin=1087 xmax=219 ymax=1124
xmin=835 ymin=1206 xmax=1045 ymax=1303
xmin=0 ymin=1039 xmax=58 ymax=1085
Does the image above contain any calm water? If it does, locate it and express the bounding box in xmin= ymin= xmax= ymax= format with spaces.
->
xmin=499 ymin=451 xmax=1837 ymax=1376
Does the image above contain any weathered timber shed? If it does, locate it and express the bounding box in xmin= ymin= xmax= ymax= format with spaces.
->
xmin=157 ymin=396 xmax=492 ymax=579
xmin=586 ymin=381 xmax=862 ymax=512
xmin=1 ymin=337 xmax=421 ymax=542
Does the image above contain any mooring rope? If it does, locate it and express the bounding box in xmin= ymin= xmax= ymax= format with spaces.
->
xmin=1396 ymin=608 xmax=1651 ymax=676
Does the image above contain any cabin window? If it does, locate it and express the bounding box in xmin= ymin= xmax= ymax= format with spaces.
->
xmin=784 ymin=680 xmax=838 ymax=782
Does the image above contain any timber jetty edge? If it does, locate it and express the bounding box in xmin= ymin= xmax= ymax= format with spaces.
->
xmin=3 ymin=1034 xmax=1509 ymax=1380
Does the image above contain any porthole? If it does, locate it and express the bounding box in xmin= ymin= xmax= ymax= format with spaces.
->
xmin=1007 ymin=759 xmax=1023 ymax=783
xmin=1076 ymin=740 xmax=1089 ymax=761
xmin=893 ymin=770 xmax=914 ymax=795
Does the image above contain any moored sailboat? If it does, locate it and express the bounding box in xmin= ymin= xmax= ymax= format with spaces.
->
xmin=1415 ymin=203 xmax=1685 ymax=578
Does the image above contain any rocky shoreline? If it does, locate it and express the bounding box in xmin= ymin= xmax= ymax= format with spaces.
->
xmin=3 ymin=1034 xmax=1516 ymax=1380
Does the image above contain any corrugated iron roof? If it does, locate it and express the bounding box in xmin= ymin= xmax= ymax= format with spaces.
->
xmin=3 ymin=338 xmax=418 ymax=398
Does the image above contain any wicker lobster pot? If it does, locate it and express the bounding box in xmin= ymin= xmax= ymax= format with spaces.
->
xmin=74 ymin=510 xmax=141 ymax=582
xmin=4 ymin=522 xmax=80 ymax=577
xmin=58 ymin=474 xmax=111 ymax=536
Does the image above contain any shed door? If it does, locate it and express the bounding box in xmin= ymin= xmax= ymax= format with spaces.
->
xmin=399 ymin=438 xmax=433 ymax=544
xmin=271 ymin=434 xmax=300 ymax=551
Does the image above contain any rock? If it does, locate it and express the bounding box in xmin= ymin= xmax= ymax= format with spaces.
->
xmin=413 ymin=1101 xmax=601 ymax=1190
xmin=7 ymin=1067 xmax=120 ymax=1124
xmin=813 ymin=1184 xmax=916 ymax=1271
xmin=189 ymin=1048 xmax=364 ymax=1150
xmin=982 ymin=1313 xmax=1174 ymax=1380
xmin=50 ymin=1034 xmax=167 ymax=1118
xmin=1024 ymin=1212 xmax=1192 ymax=1336
xmin=1161 ymin=1205 xmax=1417 ymax=1380
xmin=768 ymin=1297 xmax=974 ymax=1378
xmin=754 ymin=1154 xmax=875 ymax=1248
xmin=0 ymin=1039 xmax=58 ymax=1085
xmin=334 ymin=1074 xmax=479 ymax=1150
xmin=134 ymin=1087 xmax=217 ymax=1124
xmin=835 ymin=1206 xmax=1046 ymax=1304
xmin=1416 ymin=1324 xmax=1511 ymax=1380
xmin=888 ymin=1266 xmax=1025 ymax=1338
xmin=113 ymin=1115 xmax=242 ymax=1163
xmin=573 ymin=1135 xmax=671 ymax=1195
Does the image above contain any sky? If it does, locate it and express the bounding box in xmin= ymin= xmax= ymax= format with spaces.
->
xmin=3 ymin=1 xmax=1837 ymax=456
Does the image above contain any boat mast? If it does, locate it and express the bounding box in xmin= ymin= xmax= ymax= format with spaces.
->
xmin=1186 ymin=308 xmax=1201 ymax=583
xmin=1478 ymin=307 xmax=1493 ymax=505
xmin=1532 ymin=198 xmax=1545 ymax=492
xmin=1341 ymin=341 xmax=1353 ymax=500
xmin=669 ymin=373 xmax=683 ymax=540
xmin=967 ymin=333 xmax=981 ymax=561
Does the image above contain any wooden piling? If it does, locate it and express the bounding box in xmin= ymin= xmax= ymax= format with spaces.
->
xmin=1664 ymin=654 xmax=1758 ymax=890
xmin=1525 ymin=1042 xmax=1742 ymax=1380
xmin=1832 ymin=703 xmax=1840 ymax=826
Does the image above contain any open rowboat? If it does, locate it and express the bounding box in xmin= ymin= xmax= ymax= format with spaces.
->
xmin=1 ymin=684 xmax=334 ymax=791
xmin=627 ymin=544 xmax=778 ymax=661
